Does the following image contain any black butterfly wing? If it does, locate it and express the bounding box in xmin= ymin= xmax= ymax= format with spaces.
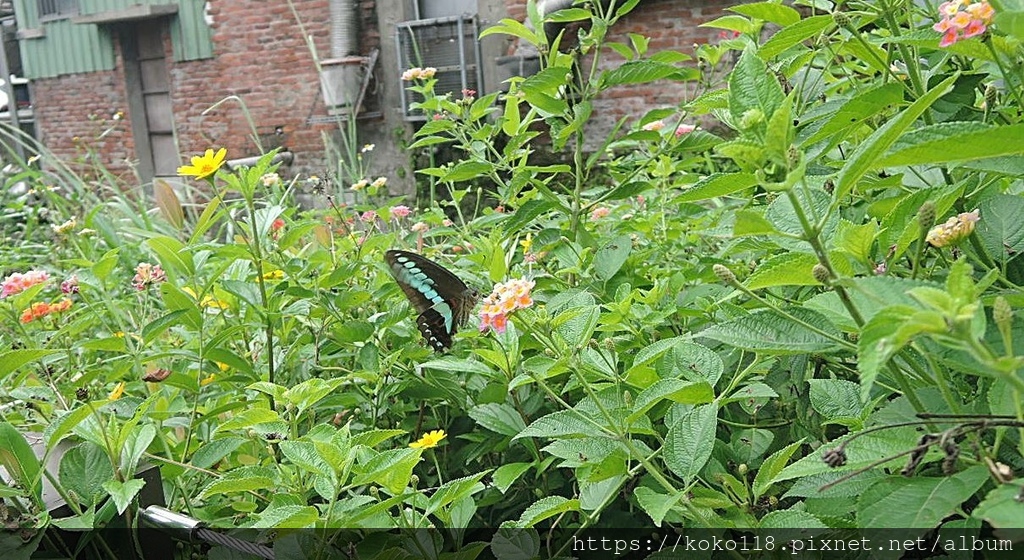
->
xmin=385 ymin=250 xmax=478 ymax=351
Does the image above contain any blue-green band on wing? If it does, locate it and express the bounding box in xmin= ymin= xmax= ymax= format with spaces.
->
xmin=385 ymin=250 xmax=479 ymax=352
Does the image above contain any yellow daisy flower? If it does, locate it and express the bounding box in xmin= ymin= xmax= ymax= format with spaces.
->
xmin=177 ymin=148 xmax=227 ymax=179
xmin=409 ymin=429 xmax=446 ymax=449
xmin=108 ymin=381 xmax=125 ymax=401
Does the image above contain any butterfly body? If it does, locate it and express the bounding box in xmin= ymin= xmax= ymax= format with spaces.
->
xmin=385 ymin=250 xmax=478 ymax=351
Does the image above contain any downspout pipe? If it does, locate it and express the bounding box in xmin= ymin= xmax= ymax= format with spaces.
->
xmin=329 ymin=0 xmax=358 ymax=58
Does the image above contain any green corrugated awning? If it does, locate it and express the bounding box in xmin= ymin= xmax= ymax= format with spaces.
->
xmin=72 ymin=3 xmax=177 ymax=25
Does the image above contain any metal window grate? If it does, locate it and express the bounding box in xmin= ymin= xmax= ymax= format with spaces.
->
xmin=396 ymin=14 xmax=482 ymax=121
xmin=37 ymin=0 xmax=76 ymax=20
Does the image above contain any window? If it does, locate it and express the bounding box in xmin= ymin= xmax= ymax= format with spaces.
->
xmin=37 ymin=0 xmax=77 ymax=21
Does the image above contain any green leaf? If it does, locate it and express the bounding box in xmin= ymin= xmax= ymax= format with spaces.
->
xmin=199 ymin=467 xmax=275 ymax=499
xmin=745 ymin=252 xmax=819 ymax=289
xmin=629 ymin=380 xmax=714 ymax=423
xmin=857 ymin=466 xmax=989 ymax=528
xmin=215 ymin=407 xmax=281 ymax=434
xmin=192 ymin=437 xmax=246 ymax=469
xmin=857 ymin=305 xmax=916 ymax=400
xmin=102 ymin=478 xmax=145 ymax=515
xmin=758 ymin=15 xmax=833 ymax=60
xmin=807 ymin=379 xmax=865 ymax=427
xmin=0 ymin=422 xmax=42 ymax=503
xmin=59 ymin=443 xmax=113 ymax=508
xmin=552 ymin=304 xmax=600 ymax=350
xmin=879 ymin=123 xmax=1024 ymax=167
xmin=502 ymin=200 xmax=555 ymax=234
xmin=141 ymin=310 xmax=188 ymax=345
xmin=802 ymin=82 xmax=904 ymax=147
xmin=752 ymin=440 xmax=804 ymax=501
xmin=729 ymin=2 xmax=801 ymax=26
xmin=774 ymin=425 xmax=921 ymax=482
xmin=142 ymin=235 xmax=193 ymax=277
xmin=283 ymin=378 xmax=346 ymax=415
xmin=442 ymin=161 xmax=494 ymax=183
xmin=253 ymin=504 xmax=319 ymax=528
xmin=600 ymin=60 xmax=686 ymax=89
xmin=508 ymin=496 xmax=580 ymax=528
xmin=514 ymin=410 xmax=596 ymax=440
xmin=469 ymin=403 xmax=527 ymax=437
xmin=974 ymin=482 xmax=1024 ymax=528
xmin=835 ymin=219 xmax=880 ymax=263
xmin=759 ymin=509 xmax=827 ymax=529
xmin=975 ymin=194 xmax=1024 ymax=264
xmin=663 ymin=403 xmax=718 ymax=481
xmin=522 ymin=67 xmax=572 ymax=95
xmin=354 ymin=448 xmax=420 ymax=494
xmin=479 ymin=18 xmax=540 ymax=45
xmin=634 ymin=486 xmax=687 ymax=526
xmin=700 ymin=15 xmax=756 ymax=34
xmin=280 ymin=440 xmax=333 ymax=477
xmin=492 ymin=463 xmax=531 ymax=494
xmin=700 ymin=307 xmax=842 ymax=354
xmin=425 ymin=472 xmax=488 ymax=516
xmin=120 ymin=424 xmax=156 ymax=476
xmin=350 ymin=429 xmax=405 ymax=448
xmin=836 ymin=74 xmax=958 ymax=199
xmin=0 ymin=349 xmax=61 ymax=382
xmin=594 ymin=234 xmax=632 ymax=281
xmin=491 ymin=527 xmax=541 ymax=559
xmin=677 ymin=172 xmax=758 ymax=202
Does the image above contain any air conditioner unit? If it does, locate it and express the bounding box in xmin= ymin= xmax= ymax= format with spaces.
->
xmin=396 ymin=14 xmax=482 ymax=121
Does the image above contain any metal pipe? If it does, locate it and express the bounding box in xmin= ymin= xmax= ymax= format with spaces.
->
xmin=329 ymin=0 xmax=358 ymax=58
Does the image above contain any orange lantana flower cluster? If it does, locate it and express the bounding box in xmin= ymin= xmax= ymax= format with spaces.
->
xmin=934 ymin=1 xmax=994 ymax=47
xmin=926 ymin=210 xmax=980 ymax=247
xmin=479 ymin=278 xmax=535 ymax=334
xmin=20 ymin=298 xmax=72 ymax=323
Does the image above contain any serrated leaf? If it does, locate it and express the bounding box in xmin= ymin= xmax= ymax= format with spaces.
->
xmin=252 ymin=504 xmax=319 ymax=528
xmin=634 ymin=486 xmax=687 ymax=526
xmin=502 ymin=200 xmax=555 ymax=234
xmin=857 ymin=466 xmax=989 ymax=528
xmin=729 ymin=47 xmax=782 ymax=119
xmin=279 ymin=440 xmax=333 ymax=477
xmin=0 ymin=349 xmax=61 ymax=381
xmin=759 ymin=509 xmax=827 ymax=529
xmin=879 ymin=123 xmax=1024 ymax=167
xmin=630 ymin=379 xmax=714 ymax=423
xmin=492 ymin=463 xmax=532 ymax=494
xmin=745 ymin=252 xmax=819 ymax=289
xmin=973 ymin=481 xmax=1024 ymax=528
xmin=700 ymin=307 xmax=842 ymax=354
xmin=678 ymin=172 xmax=759 ymax=202
xmin=511 ymin=496 xmax=580 ymax=528
xmin=752 ymin=440 xmax=804 ymax=501
xmin=594 ymin=234 xmax=632 ymax=281
xmin=442 ymin=161 xmax=494 ymax=183
xmin=836 ymin=74 xmax=957 ymax=199
xmin=729 ymin=2 xmax=801 ymax=26
xmin=600 ymin=60 xmax=685 ymax=89
xmin=759 ymin=15 xmax=834 ymax=59
xmin=802 ymin=83 xmax=903 ymax=147
xmin=975 ymin=194 xmax=1024 ymax=264
xmin=354 ymin=448 xmax=420 ymax=494
xmin=663 ymin=404 xmax=718 ymax=481
xmin=0 ymin=422 xmax=42 ymax=502
xmin=425 ymin=472 xmax=488 ymax=516
xmin=514 ymin=410 xmax=594 ymax=440
xmin=470 ymin=403 xmax=527 ymax=437
xmin=807 ymin=379 xmax=865 ymax=427
xmin=102 ymin=478 xmax=145 ymax=515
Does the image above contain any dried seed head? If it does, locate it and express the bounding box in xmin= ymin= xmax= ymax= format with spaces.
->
xmin=714 ymin=264 xmax=738 ymax=286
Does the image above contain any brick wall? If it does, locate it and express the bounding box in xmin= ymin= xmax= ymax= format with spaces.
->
xmin=31 ymin=0 xmax=374 ymax=183
xmin=502 ymin=0 xmax=738 ymax=143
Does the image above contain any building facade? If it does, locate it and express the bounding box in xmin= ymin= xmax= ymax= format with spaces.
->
xmin=8 ymin=0 xmax=737 ymax=192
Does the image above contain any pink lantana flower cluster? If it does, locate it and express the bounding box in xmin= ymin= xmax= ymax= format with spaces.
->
xmin=934 ymin=0 xmax=994 ymax=47
xmin=479 ymin=278 xmax=535 ymax=334
xmin=1 ymin=270 xmax=49 ymax=298
xmin=132 ymin=263 xmax=167 ymax=291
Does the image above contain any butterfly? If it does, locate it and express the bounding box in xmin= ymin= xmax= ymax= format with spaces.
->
xmin=385 ymin=250 xmax=480 ymax=352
